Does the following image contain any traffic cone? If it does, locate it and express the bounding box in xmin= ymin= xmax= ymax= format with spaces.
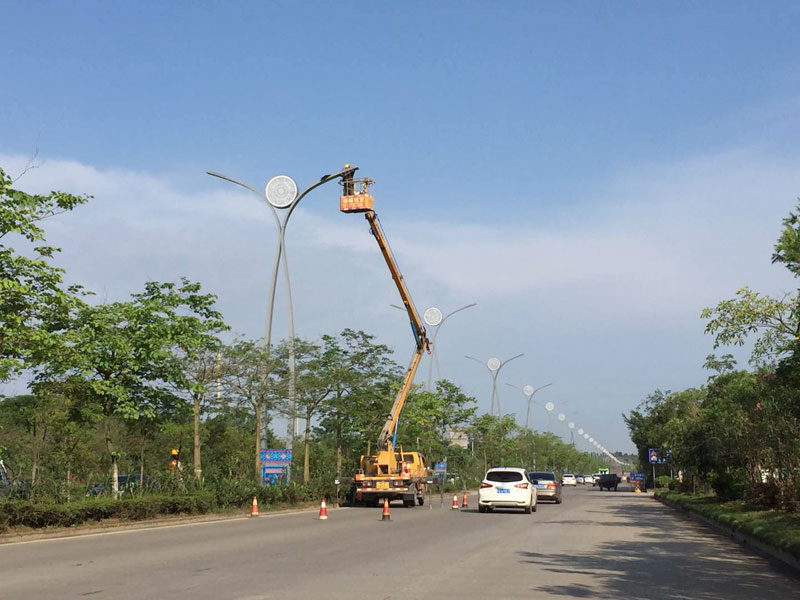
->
xmin=461 ymin=491 xmax=468 ymax=509
xmin=318 ymin=498 xmax=328 ymax=520
xmin=381 ymin=498 xmax=391 ymax=521
xmin=451 ymin=494 xmax=459 ymax=510
xmin=250 ymin=495 xmax=259 ymax=517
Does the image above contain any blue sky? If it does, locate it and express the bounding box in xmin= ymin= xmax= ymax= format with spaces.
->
xmin=2 ymin=3 xmax=800 ymax=452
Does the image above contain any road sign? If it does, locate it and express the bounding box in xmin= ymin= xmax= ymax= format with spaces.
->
xmin=648 ymin=448 xmax=670 ymax=464
xmin=648 ymin=448 xmax=659 ymax=464
xmin=261 ymin=448 xmax=293 ymax=485
xmin=434 ymin=461 xmax=447 ymax=473
xmin=631 ymin=472 xmax=645 ymax=481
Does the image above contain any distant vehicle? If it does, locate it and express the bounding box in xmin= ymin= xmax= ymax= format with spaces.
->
xmin=0 ymin=460 xmax=10 ymax=497
xmin=561 ymin=473 xmax=577 ymax=486
xmin=529 ymin=471 xmax=562 ymax=504
xmin=596 ymin=473 xmax=620 ymax=491
xmin=478 ymin=468 xmax=536 ymax=514
xmin=85 ymin=474 xmax=149 ymax=496
xmin=576 ymin=475 xmax=584 ymax=484
xmin=584 ymin=474 xmax=595 ymax=485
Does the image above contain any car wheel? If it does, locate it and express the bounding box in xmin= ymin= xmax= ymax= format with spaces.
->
xmin=523 ymin=503 xmax=532 ymax=514
xmin=417 ymin=496 xmax=424 ymax=506
xmin=478 ymin=505 xmax=486 ymax=513
xmin=531 ymin=502 xmax=537 ymax=512
xmin=555 ymin=497 xmax=562 ymax=504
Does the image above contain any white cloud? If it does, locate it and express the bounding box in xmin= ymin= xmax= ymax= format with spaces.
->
xmin=1 ymin=148 xmax=798 ymax=451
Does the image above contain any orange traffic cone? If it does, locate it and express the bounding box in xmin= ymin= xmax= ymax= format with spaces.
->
xmin=250 ymin=495 xmax=259 ymax=517
xmin=381 ymin=498 xmax=391 ymax=521
xmin=451 ymin=494 xmax=459 ymax=509
xmin=318 ymin=498 xmax=328 ymax=520
xmin=461 ymin=491 xmax=468 ymax=509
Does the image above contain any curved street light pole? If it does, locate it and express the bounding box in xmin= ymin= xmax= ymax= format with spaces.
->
xmin=506 ymin=382 xmax=553 ymax=430
xmin=392 ymin=302 xmax=477 ymax=391
xmin=207 ymin=166 xmax=356 ymax=447
xmin=465 ymin=353 xmax=523 ymax=416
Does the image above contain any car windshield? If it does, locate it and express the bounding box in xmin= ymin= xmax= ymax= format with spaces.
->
xmin=529 ymin=472 xmax=555 ymax=481
xmin=564 ymin=474 xmax=574 ymax=478
xmin=486 ymin=471 xmax=523 ymax=483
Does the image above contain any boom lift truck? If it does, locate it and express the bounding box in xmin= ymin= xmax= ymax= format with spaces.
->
xmin=339 ymin=166 xmax=431 ymax=508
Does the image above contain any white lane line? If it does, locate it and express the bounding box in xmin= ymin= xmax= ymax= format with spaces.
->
xmin=0 ymin=506 xmax=351 ymax=546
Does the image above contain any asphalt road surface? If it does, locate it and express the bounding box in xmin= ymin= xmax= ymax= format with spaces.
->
xmin=3 ymin=485 xmax=798 ymax=599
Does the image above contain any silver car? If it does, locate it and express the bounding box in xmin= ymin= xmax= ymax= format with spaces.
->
xmin=528 ymin=470 xmax=562 ymax=504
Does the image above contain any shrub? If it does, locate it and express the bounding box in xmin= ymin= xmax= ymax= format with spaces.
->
xmin=709 ymin=470 xmax=747 ymax=501
xmin=655 ymin=475 xmax=674 ymax=489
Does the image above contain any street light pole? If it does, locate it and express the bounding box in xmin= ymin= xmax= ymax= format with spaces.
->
xmin=506 ymin=382 xmax=553 ymax=430
xmin=465 ymin=353 xmax=523 ymax=416
xmin=392 ymin=302 xmax=477 ymax=391
xmin=207 ymin=166 xmax=356 ymax=449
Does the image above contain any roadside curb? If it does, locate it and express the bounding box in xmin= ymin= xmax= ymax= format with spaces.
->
xmin=654 ymin=494 xmax=800 ymax=574
xmin=0 ymin=502 xmax=328 ymax=545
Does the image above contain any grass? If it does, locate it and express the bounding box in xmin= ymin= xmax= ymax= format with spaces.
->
xmin=655 ymin=490 xmax=800 ymax=559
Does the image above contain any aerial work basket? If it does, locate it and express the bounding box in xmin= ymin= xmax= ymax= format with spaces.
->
xmin=340 ymin=173 xmax=375 ymax=213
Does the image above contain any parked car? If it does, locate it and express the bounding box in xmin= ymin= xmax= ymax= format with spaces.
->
xmin=561 ymin=473 xmax=577 ymax=486
xmin=584 ymin=474 xmax=595 ymax=485
xmin=576 ymin=475 xmax=585 ymax=484
xmin=85 ymin=474 xmax=149 ymax=496
xmin=596 ymin=473 xmax=620 ymax=491
xmin=478 ymin=467 xmax=536 ymax=514
xmin=528 ymin=470 xmax=562 ymax=504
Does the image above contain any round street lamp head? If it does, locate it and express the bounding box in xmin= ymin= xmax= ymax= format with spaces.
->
xmin=523 ymin=385 xmax=535 ymax=397
xmin=487 ymin=357 xmax=501 ymax=371
xmin=545 ymin=402 xmax=555 ymax=412
xmin=423 ymin=307 xmax=443 ymax=327
xmin=265 ymin=175 xmax=298 ymax=208
xmin=568 ymin=422 xmax=575 ymax=429
xmin=578 ymin=428 xmax=584 ymax=435
xmin=589 ymin=437 xmax=594 ymax=443
xmin=583 ymin=433 xmax=589 ymax=439
xmin=558 ymin=413 xmax=566 ymax=422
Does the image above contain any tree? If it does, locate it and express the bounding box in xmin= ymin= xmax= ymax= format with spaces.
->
xmin=0 ymin=167 xmax=88 ymax=380
xmin=178 ymin=348 xmax=224 ymax=480
xmin=220 ymin=338 xmax=281 ymax=481
xmin=316 ymin=329 xmax=400 ymax=476
xmin=40 ymin=279 xmax=227 ymax=497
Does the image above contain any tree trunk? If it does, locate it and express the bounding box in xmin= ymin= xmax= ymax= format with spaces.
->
xmin=193 ymin=392 xmax=202 ymax=480
xmin=303 ymin=407 xmax=312 ymax=483
xmin=105 ymin=425 xmax=119 ymax=499
xmin=139 ymin=431 xmax=146 ymax=491
xmin=254 ymin=403 xmax=262 ymax=482
xmin=336 ymin=412 xmax=342 ymax=477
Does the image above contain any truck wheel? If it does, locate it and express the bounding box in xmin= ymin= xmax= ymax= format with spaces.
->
xmin=403 ymin=499 xmax=414 ymax=508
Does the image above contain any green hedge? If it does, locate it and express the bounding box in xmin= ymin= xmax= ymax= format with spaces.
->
xmin=0 ymin=494 xmax=214 ymax=533
xmin=655 ymin=490 xmax=800 ymax=559
xmin=0 ymin=478 xmax=340 ymax=533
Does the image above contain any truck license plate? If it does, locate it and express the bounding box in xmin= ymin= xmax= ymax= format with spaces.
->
xmin=377 ymin=481 xmax=389 ymax=489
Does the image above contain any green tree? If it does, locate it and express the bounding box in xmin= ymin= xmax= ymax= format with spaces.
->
xmin=40 ymin=279 xmax=226 ymax=497
xmin=0 ymin=167 xmax=88 ymax=380
xmin=220 ymin=338 xmax=282 ymax=481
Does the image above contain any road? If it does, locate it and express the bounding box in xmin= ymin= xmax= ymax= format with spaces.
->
xmin=2 ymin=485 xmax=798 ymax=599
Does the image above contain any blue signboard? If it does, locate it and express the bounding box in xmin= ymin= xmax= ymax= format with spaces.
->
xmin=260 ymin=449 xmax=293 ymax=485
xmin=434 ymin=461 xmax=447 ymax=473
xmin=631 ymin=472 xmax=645 ymax=481
xmin=648 ymin=448 xmax=670 ymax=464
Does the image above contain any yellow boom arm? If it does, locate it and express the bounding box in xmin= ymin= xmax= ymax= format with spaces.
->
xmin=339 ymin=175 xmax=430 ymax=453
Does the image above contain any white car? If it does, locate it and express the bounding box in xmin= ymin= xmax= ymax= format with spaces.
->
xmin=584 ymin=474 xmax=595 ymax=485
xmin=561 ymin=473 xmax=577 ymax=486
xmin=479 ymin=467 xmax=537 ymax=513
xmin=576 ymin=475 xmax=585 ymax=484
